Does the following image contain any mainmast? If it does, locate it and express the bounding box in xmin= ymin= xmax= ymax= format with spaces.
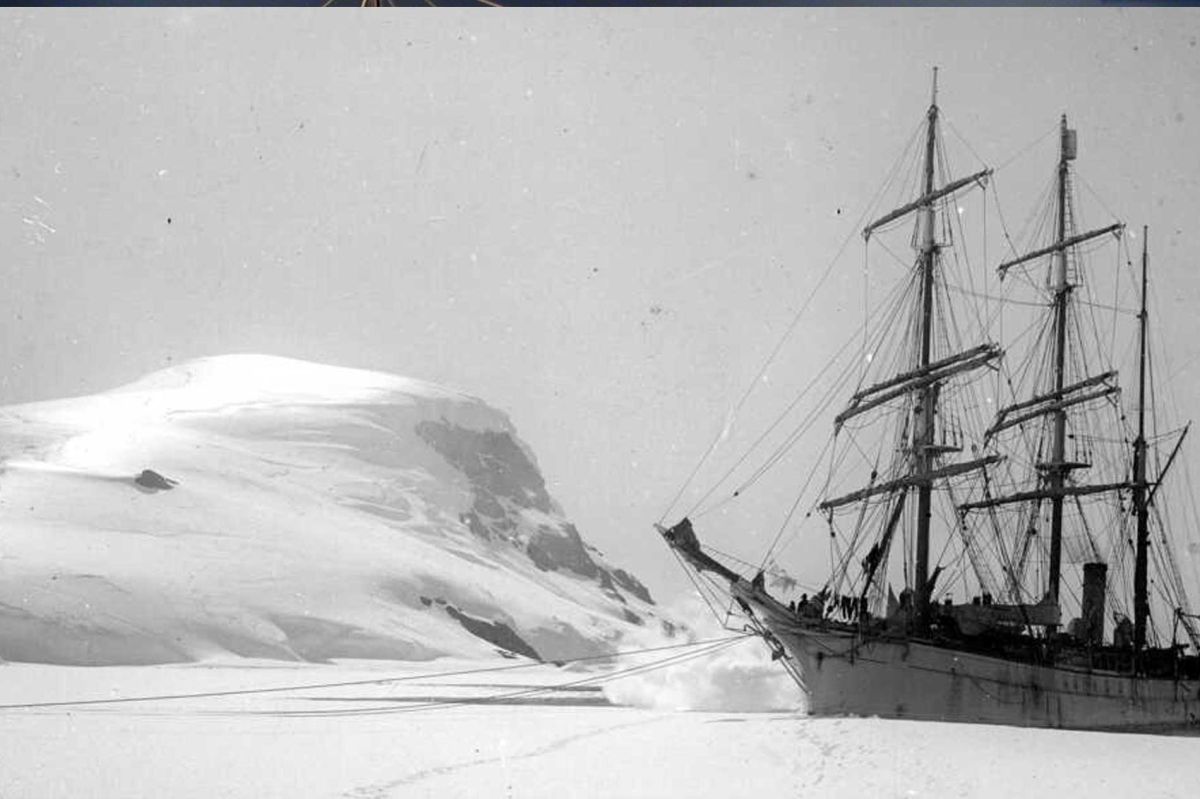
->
xmin=1046 ymin=115 xmax=1074 ymax=608
xmin=1133 ymin=227 xmax=1150 ymax=654
xmin=961 ymin=117 xmax=1127 ymax=627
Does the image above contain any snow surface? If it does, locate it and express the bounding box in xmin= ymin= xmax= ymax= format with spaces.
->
xmin=0 ymin=355 xmax=663 ymax=665
xmin=0 ymin=654 xmax=1195 ymax=799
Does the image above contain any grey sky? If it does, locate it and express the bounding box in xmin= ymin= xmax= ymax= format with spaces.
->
xmin=1 ymin=9 xmax=1199 ymax=600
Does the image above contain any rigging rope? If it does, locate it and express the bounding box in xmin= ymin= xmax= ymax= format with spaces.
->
xmin=0 ymin=635 xmax=754 ymax=714
xmin=659 ymin=118 xmax=928 ymax=525
xmin=658 ymin=225 xmax=860 ymax=524
xmin=247 ymin=636 xmax=754 ymax=719
xmin=671 ymin=547 xmax=727 ymax=626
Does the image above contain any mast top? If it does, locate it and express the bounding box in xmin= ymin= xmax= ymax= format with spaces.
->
xmin=931 ymin=67 xmax=939 ymax=108
xmin=1061 ymin=114 xmax=1077 ymax=161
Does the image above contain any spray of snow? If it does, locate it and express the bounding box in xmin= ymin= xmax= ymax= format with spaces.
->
xmin=602 ymin=597 xmax=804 ymax=713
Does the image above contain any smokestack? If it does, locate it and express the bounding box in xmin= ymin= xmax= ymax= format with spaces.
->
xmin=1081 ymin=562 xmax=1107 ymax=646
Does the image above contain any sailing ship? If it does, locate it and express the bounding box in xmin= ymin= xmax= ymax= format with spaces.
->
xmin=658 ymin=71 xmax=1200 ymax=730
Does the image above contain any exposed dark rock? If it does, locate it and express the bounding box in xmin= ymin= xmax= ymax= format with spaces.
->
xmin=134 ymin=469 xmax=178 ymax=492
xmin=473 ymin=492 xmax=507 ymax=520
xmin=459 ymin=512 xmax=491 ymax=540
xmin=272 ymin=615 xmax=433 ymax=662
xmin=597 ymin=569 xmax=626 ymax=604
xmin=416 ymin=421 xmax=554 ymax=514
xmin=417 ymin=418 xmax=653 ymax=621
xmin=443 ymin=604 xmax=540 ymax=661
xmin=622 ymin=608 xmax=643 ymax=626
xmin=611 ymin=568 xmax=653 ymax=604
xmin=526 ymin=523 xmax=599 ymax=579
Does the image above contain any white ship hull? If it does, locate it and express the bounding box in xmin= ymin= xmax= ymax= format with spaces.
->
xmin=763 ymin=615 xmax=1200 ymax=731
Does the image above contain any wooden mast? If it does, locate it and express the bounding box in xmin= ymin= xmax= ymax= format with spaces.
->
xmin=1046 ymin=114 xmax=1073 ymax=609
xmin=1133 ymin=227 xmax=1151 ymax=655
xmin=815 ymin=70 xmax=994 ymax=626
xmin=914 ymin=68 xmax=940 ymax=629
xmin=961 ymin=123 xmax=1131 ymax=628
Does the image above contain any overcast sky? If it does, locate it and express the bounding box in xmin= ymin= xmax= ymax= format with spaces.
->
xmin=1 ymin=9 xmax=1199 ymax=601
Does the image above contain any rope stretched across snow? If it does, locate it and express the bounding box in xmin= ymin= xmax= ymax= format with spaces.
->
xmin=0 ymin=634 xmax=755 ymax=713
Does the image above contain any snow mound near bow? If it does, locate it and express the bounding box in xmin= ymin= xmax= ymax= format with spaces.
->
xmin=0 ymin=355 xmax=662 ymax=666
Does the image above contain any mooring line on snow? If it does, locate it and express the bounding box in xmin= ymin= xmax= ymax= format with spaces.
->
xmin=0 ymin=634 xmax=755 ymax=712
xmin=235 ymin=635 xmax=755 ymax=719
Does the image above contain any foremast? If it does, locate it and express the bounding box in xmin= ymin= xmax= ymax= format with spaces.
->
xmin=913 ymin=69 xmax=940 ymax=632
xmin=826 ymin=68 xmax=997 ymax=632
xmin=660 ymin=71 xmax=999 ymax=636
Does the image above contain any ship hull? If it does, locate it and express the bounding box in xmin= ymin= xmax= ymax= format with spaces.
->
xmin=766 ymin=619 xmax=1200 ymax=731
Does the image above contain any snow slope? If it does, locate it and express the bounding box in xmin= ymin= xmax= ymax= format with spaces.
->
xmin=0 ymin=355 xmax=663 ymax=665
xmin=0 ymin=658 xmax=1193 ymax=799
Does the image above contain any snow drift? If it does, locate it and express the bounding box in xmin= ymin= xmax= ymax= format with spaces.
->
xmin=0 ymin=355 xmax=664 ymax=666
xmin=601 ymin=597 xmax=803 ymax=712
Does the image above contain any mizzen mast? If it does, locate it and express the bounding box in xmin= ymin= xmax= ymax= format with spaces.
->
xmin=1132 ymin=227 xmax=1150 ymax=654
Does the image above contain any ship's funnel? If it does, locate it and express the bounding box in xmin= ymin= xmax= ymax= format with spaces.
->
xmin=1081 ymin=562 xmax=1107 ymax=645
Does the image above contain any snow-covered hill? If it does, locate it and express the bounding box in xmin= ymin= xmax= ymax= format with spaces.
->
xmin=0 ymin=355 xmax=664 ymax=665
